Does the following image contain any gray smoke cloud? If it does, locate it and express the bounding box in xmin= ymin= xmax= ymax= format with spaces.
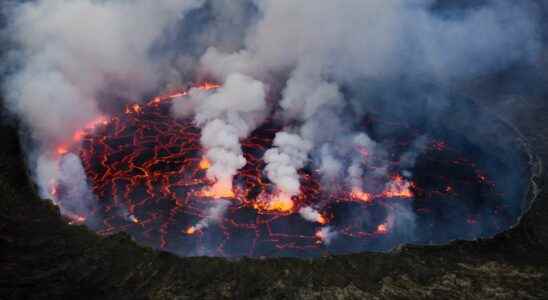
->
xmin=6 ymin=0 xmax=205 ymax=143
xmin=200 ymin=0 xmax=540 ymax=197
xmin=264 ymin=132 xmax=312 ymax=197
xmin=1 ymin=0 xmax=542 ymax=254
xmin=203 ymin=0 xmax=539 ymax=82
xmin=55 ymin=153 xmax=99 ymax=225
xmin=3 ymin=0 xmax=207 ymax=205
xmin=316 ymin=226 xmax=337 ymax=245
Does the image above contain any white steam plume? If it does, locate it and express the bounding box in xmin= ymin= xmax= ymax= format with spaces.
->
xmin=3 ymin=0 xmax=541 ymax=243
xmin=263 ymin=132 xmax=312 ymax=197
xmin=199 ymin=0 xmax=539 ymax=196
xmin=349 ymin=133 xmax=375 ymax=183
xmin=188 ymin=199 xmax=231 ymax=233
xmin=52 ymin=153 xmax=98 ymax=225
xmin=202 ymin=0 xmax=535 ymax=195
xmin=7 ymin=0 xmax=205 ymax=143
xmin=5 ymin=0 xmax=206 ymax=211
xmin=172 ymin=73 xmax=267 ymax=192
xmin=298 ymin=206 xmax=325 ymax=224
xmin=317 ymin=144 xmax=343 ymax=181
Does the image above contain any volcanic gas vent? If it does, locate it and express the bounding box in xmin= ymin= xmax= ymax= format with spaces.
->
xmin=51 ymin=86 xmax=528 ymax=257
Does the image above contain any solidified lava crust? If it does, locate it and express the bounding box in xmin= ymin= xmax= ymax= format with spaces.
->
xmin=51 ymin=89 xmax=525 ymax=257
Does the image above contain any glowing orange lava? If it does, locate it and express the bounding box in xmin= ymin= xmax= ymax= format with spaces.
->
xmin=382 ymin=175 xmax=413 ymax=198
xmin=196 ymin=82 xmax=221 ymax=90
xmin=186 ymin=226 xmax=197 ymax=235
xmin=198 ymin=181 xmax=235 ymax=199
xmin=198 ymin=158 xmax=211 ymax=170
xmin=317 ymin=214 xmax=327 ymax=225
xmin=47 ymin=80 xmax=508 ymax=257
xmin=73 ymin=130 xmax=84 ymax=141
xmin=73 ymin=116 xmax=109 ymax=142
xmin=376 ymin=223 xmax=389 ymax=235
xmin=56 ymin=146 xmax=68 ymax=156
xmin=255 ymin=193 xmax=295 ymax=213
xmin=350 ymin=187 xmax=372 ymax=202
xmin=129 ymin=215 xmax=139 ymax=224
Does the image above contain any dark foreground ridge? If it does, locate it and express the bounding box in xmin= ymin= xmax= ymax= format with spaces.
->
xmin=1 ymin=87 xmax=548 ymax=299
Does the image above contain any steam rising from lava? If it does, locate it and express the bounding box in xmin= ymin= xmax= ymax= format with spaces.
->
xmin=1 ymin=0 xmax=541 ymax=256
xmin=172 ymin=73 xmax=267 ymax=196
xmin=186 ymin=200 xmax=231 ymax=235
xmin=264 ymin=132 xmax=312 ymax=201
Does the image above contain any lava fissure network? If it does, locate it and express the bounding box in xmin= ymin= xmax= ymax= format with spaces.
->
xmin=51 ymin=83 xmax=519 ymax=257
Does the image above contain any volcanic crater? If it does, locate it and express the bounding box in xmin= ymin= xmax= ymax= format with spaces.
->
xmin=51 ymin=85 xmax=532 ymax=258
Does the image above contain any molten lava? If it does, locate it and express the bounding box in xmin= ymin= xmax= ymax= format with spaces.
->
xmin=186 ymin=226 xmax=197 ymax=235
xmin=350 ymin=187 xmax=372 ymax=203
xmin=198 ymin=182 xmax=236 ymax=199
xmin=198 ymin=157 xmax=211 ymax=170
xmin=382 ymin=175 xmax=413 ymax=198
xmin=256 ymin=193 xmax=295 ymax=213
xmin=49 ymin=82 xmax=513 ymax=257
xmin=376 ymin=223 xmax=389 ymax=235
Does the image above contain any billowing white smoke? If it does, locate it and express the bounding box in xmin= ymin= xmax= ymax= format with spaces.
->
xmin=3 ymin=0 xmax=540 ymax=227
xmin=5 ymin=0 xmax=207 ymax=204
xmin=172 ymin=73 xmax=267 ymax=193
xmin=202 ymin=0 xmax=538 ymax=82
xmin=262 ymin=69 xmax=346 ymax=196
xmin=279 ymin=67 xmax=344 ymax=122
xmin=200 ymin=0 xmax=539 ymax=197
xmin=298 ymin=206 xmax=325 ymax=224
xmin=317 ymin=144 xmax=343 ymax=182
xmin=50 ymin=153 xmax=97 ymax=223
xmin=348 ymin=133 xmax=382 ymax=190
xmin=7 ymin=0 xmax=205 ymax=143
xmin=263 ymin=132 xmax=312 ymax=197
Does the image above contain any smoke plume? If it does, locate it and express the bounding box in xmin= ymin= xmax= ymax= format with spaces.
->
xmin=264 ymin=132 xmax=312 ymax=197
xmin=3 ymin=0 xmax=208 ymax=208
xmin=199 ymin=0 xmax=540 ymax=199
xmin=187 ymin=199 xmax=231 ymax=233
xmin=299 ymin=206 xmax=326 ymax=224
xmin=173 ymin=73 xmax=267 ymax=193
xmin=1 ymin=0 xmax=543 ymax=255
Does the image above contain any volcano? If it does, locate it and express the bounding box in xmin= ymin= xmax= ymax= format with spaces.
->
xmin=50 ymin=84 xmax=529 ymax=258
